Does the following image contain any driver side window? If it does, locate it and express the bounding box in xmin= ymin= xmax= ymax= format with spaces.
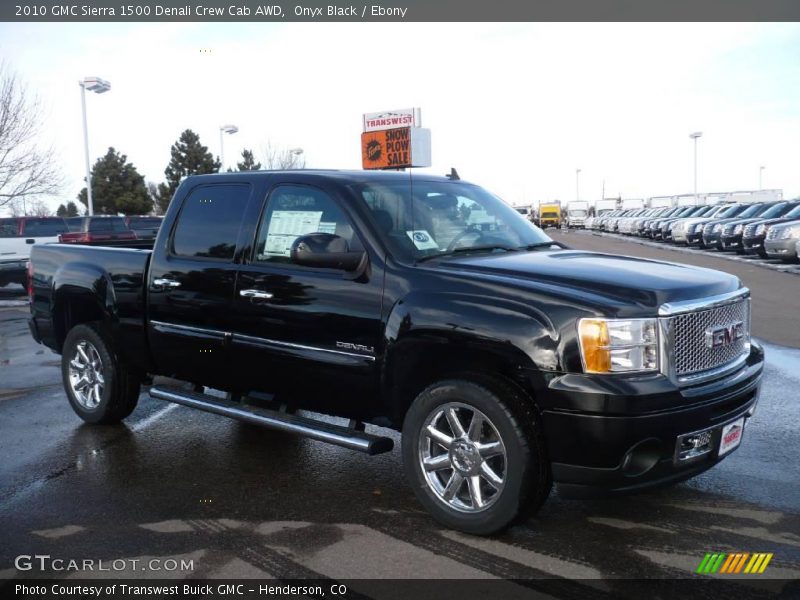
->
xmin=254 ymin=185 xmax=363 ymax=265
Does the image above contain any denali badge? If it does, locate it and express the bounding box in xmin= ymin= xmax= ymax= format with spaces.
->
xmin=705 ymin=321 xmax=744 ymax=349
xmin=336 ymin=341 xmax=375 ymax=354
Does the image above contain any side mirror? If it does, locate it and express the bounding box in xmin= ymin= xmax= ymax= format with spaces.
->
xmin=290 ymin=233 xmax=366 ymax=272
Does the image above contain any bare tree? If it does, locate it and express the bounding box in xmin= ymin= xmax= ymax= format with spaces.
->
xmin=262 ymin=141 xmax=306 ymax=170
xmin=0 ymin=62 xmax=63 ymax=208
xmin=6 ymin=197 xmax=52 ymax=216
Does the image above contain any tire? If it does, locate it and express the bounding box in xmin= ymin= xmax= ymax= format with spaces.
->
xmin=61 ymin=323 xmax=140 ymax=424
xmin=402 ymin=375 xmax=551 ymax=535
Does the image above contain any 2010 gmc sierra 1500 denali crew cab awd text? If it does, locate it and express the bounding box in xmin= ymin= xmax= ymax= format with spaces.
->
xmin=27 ymin=170 xmax=763 ymax=534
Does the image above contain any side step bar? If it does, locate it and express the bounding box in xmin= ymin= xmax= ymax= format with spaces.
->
xmin=149 ymin=385 xmax=394 ymax=455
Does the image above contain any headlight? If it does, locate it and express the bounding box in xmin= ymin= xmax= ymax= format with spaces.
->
xmin=713 ymin=224 xmax=722 ymax=232
xmin=578 ymin=318 xmax=659 ymax=374
xmin=781 ymin=224 xmax=800 ymax=239
xmin=756 ymin=224 xmax=767 ymax=235
xmin=734 ymin=224 xmax=744 ymax=234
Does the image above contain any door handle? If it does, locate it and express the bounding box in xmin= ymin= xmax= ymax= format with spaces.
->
xmin=25 ymin=239 xmax=35 ymax=244
xmin=152 ymin=278 xmax=181 ymax=289
xmin=239 ymin=289 xmax=273 ymax=300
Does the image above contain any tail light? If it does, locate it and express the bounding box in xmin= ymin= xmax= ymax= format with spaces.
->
xmin=26 ymin=260 xmax=33 ymax=299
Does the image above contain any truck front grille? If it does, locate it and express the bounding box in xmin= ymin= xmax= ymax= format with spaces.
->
xmin=743 ymin=223 xmax=758 ymax=238
xmin=766 ymin=227 xmax=781 ymax=240
xmin=666 ymin=297 xmax=750 ymax=379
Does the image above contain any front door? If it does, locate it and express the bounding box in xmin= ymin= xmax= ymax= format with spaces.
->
xmin=229 ymin=182 xmax=383 ymax=415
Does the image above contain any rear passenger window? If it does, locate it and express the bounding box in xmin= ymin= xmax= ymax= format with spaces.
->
xmin=0 ymin=219 xmax=20 ymax=237
xmin=172 ymin=184 xmax=250 ymax=260
xmin=89 ymin=218 xmax=129 ymax=232
xmin=254 ymin=184 xmax=362 ymax=265
xmin=22 ymin=219 xmax=68 ymax=236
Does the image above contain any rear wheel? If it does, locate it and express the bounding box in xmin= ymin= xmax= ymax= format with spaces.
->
xmin=402 ymin=375 xmax=551 ymax=535
xmin=62 ymin=323 xmax=140 ymax=424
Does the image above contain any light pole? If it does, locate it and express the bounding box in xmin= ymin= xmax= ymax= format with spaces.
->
xmin=219 ymin=124 xmax=239 ymax=171
xmin=79 ymin=77 xmax=111 ymax=215
xmin=759 ymin=165 xmax=765 ymax=190
xmin=689 ymin=131 xmax=702 ymax=200
xmin=575 ymin=169 xmax=581 ymax=202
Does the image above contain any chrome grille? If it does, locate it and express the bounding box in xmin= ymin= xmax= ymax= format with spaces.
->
xmin=743 ymin=223 xmax=758 ymax=237
xmin=666 ymin=298 xmax=749 ymax=377
xmin=723 ymin=224 xmax=736 ymax=236
xmin=766 ymin=227 xmax=782 ymax=240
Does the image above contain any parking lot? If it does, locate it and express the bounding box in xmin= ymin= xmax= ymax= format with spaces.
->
xmin=1 ymin=245 xmax=799 ymax=598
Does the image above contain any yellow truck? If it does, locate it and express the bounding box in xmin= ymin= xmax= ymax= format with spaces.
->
xmin=538 ymin=203 xmax=562 ymax=228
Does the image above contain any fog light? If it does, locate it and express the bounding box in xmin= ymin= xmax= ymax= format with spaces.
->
xmin=676 ymin=429 xmax=713 ymax=461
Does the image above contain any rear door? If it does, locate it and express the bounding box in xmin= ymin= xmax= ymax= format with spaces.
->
xmin=147 ymin=182 xmax=253 ymax=386
xmin=228 ymin=181 xmax=384 ymax=410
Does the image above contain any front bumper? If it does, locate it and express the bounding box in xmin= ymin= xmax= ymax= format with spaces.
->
xmin=540 ymin=343 xmax=763 ymax=491
xmin=742 ymin=235 xmax=767 ymax=254
xmin=720 ymin=233 xmax=744 ymax=250
xmin=702 ymin=232 xmax=723 ymax=249
xmin=686 ymin=232 xmax=704 ymax=245
xmin=765 ymin=238 xmax=800 ymax=259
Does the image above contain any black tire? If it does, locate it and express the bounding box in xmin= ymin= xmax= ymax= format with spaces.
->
xmin=401 ymin=374 xmax=551 ymax=535
xmin=61 ymin=323 xmax=140 ymax=424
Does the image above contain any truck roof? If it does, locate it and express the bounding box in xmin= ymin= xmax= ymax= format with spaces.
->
xmin=185 ymin=169 xmax=464 ymax=185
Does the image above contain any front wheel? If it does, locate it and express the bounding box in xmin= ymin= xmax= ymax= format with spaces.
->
xmin=402 ymin=376 xmax=551 ymax=535
xmin=62 ymin=323 xmax=140 ymax=424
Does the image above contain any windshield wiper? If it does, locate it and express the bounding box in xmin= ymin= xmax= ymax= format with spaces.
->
xmin=416 ymin=244 xmax=518 ymax=263
xmin=520 ymin=241 xmax=566 ymax=251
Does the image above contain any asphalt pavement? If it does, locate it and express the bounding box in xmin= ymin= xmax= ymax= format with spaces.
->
xmin=1 ymin=272 xmax=799 ymax=597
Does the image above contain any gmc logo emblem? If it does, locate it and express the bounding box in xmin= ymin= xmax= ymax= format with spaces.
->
xmin=705 ymin=321 xmax=744 ymax=349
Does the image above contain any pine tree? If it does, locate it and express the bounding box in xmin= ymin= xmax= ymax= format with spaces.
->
xmin=77 ymin=147 xmax=153 ymax=215
xmin=156 ymin=129 xmax=221 ymax=212
xmin=237 ymin=149 xmax=261 ymax=171
xmin=65 ymin=201 xmax=80 ymax=217
xmin=56 ymin=204 xmax=67 ymax=217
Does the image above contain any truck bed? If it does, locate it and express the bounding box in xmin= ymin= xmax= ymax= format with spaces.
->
xmin=29 ymin=243 xmax=153 ymax=371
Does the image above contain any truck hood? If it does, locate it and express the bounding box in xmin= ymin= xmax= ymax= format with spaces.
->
xmin=436 ymin=249 xmax=739 ymax=310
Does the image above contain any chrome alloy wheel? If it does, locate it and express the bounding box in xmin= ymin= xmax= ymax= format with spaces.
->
xmin=68 ymin=340 xmax=105 ymax=410
xmin=418 ymin=402 xmax=507 ymax=513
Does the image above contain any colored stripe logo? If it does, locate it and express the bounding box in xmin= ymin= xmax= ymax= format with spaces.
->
xmin=697 ymin=552 xmax=773 ymax=574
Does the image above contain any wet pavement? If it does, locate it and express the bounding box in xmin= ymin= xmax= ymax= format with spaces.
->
xmin=0 ymin=280 xmax=799 ymax=596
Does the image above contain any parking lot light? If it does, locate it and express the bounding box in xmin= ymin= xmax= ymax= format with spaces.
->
xmin=219 ymin=124 xmax=239 ymax=171
xmin=79 ymin=77 xmax=111 ymax=216
xmin=689 ymin=132 xmax=702 ymax=201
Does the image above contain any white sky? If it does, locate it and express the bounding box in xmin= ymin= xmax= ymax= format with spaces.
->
xmin=1 ymin=22 xmax=799 ymax=214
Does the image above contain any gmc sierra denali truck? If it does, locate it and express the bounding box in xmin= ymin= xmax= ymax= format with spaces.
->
xmin=28 ymin=170 xmax=763 ymax=534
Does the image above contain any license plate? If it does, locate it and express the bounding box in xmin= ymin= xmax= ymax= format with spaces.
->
xmin=719 ymin=417 xmax=745 ymax=456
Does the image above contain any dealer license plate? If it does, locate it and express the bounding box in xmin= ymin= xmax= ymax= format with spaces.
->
xmin=719 ymin=417 xmax=745 ymax=456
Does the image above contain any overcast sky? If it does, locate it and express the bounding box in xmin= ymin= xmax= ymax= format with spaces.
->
xmin=1 ymin=22 xmax=798 ymax=214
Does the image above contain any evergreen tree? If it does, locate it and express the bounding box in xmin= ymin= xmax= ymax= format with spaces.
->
xmin=65 ymin=201 xmax=80 ymax=217
xmin=156 ymin=129 xmax=221 ymax=212
xmin=77 ymin=147 xmax=153 ymax=215
xmin=237 ymin=149 xmax=261 ymax=171
xmin=56 ymin=204 xmax=67 ymax=217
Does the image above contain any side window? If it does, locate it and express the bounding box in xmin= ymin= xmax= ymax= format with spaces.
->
xmin=0 ymin=219 xmax=20 ymax=237
xmin=254 ymin=185 xmax=362 ymax=265
xmin=172 ymin=184 xmax=250 ymax=260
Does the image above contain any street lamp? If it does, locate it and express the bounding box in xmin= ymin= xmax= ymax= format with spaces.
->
xmin=689 ymin=131 xmax=703 ymax=200
xmin=79 ymin=77 xmax=111 ymax=216
xmin=759 ymin=165 xmax=765 ymax=190
xmin=219 ymin=124 xmax=239 ymax=171
xmin=575 ymin=168 xmax=581 ymax=202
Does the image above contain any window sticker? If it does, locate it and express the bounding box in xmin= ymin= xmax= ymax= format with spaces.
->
xmin=264 ymin=210 xmax=323 ymax=257
xmin=318 ymin=222 xmax=337 ymax=235
xmin=406 ymin=230 xmax=439 ymax=250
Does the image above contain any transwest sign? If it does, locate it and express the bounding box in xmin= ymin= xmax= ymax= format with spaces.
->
xmin=362 ymin=108 xmax=421 ymax=132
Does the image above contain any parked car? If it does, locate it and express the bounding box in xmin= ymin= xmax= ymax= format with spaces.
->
xmin=125 ymin=216 xmax=163 ymax=241
xmin=28 ymin=170 xmax=763 ymax=535
xmin=638 ymin=207 xmax=682 ymax=237
xmin=764 ymin=219 xmax=800 ymax=262
xmin=650 ymin=206 xmax=705 ymax=241
xmin=720 ymin=202 xmax=792 ymax=253
xmin=0 ymin=216 xmax=68 ymax=287
xmin=684 ymin=203 xmax=752 ymax=247
xmin=702 ymin=203 xmax=769 ymax=250
xmin=60 ymin=216 xmax=140 ymax=247
xmin=671 ymin=204 xmax=732 ymax=245
xmin=742 ymin=202 xmax=800 ymax=258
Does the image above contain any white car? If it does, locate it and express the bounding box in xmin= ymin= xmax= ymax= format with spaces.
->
xmin=0 ymin=217 xmax=69 ymax=287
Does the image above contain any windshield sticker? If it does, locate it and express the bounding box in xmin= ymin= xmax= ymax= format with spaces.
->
xmin=318 ymin=221 xmax=337 ymax=235
xmin=406 ymin=230 xmax=439 ymax=250
xmin=264 ymin=210 xmax=323 ymax=257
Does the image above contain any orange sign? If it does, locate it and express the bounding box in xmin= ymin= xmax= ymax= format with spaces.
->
xmin=361 ymin=127 xmax=412 ymax=169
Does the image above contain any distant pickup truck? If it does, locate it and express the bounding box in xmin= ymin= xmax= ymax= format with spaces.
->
xmin=0 ymin=217 xmax=68 ymax=287
xmin=28 ymin=171 xmax=763 ymax=534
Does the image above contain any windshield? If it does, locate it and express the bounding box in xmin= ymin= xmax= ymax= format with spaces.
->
xmin=783 ymin=205 xmax=800 ymax=219
xmin=759 ymin=203 xmax=789 ymax=218
xmin=570 ymin=209 xmax=587 ymax=217
xmin=354 ymin=180 xmax=553 ymax=262
xmin=737 ymin=204 xmax=765 ymax=218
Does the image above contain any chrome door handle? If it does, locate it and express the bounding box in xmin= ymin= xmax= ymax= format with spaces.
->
xmin=152 ymin=278 xmax=181 ymax=289
xmin=240 ymin=289 xmax=273 ymax=299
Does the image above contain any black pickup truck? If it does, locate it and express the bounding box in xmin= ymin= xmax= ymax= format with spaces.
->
xmin=28 ymin=170 xmax=763 ymax=534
